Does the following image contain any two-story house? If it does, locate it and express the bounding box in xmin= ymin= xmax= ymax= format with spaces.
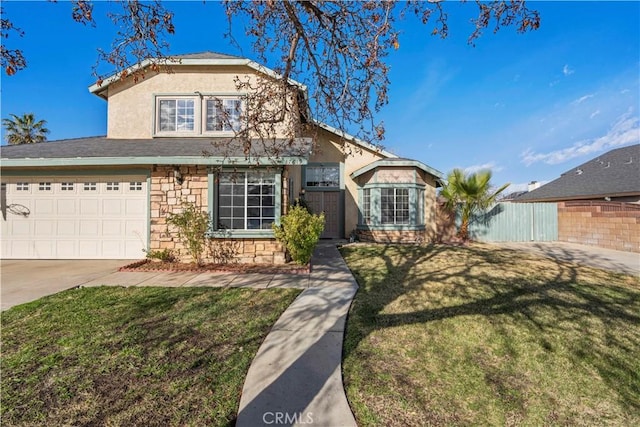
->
xmin=1 ymin=52 xmax=443 ymax=262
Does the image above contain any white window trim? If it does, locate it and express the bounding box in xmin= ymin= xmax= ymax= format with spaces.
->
xmin=154 ymin=96 xmax=199 ymax=136
xmin=202 ymin=96 xmax=245 ymax=136
xmin=154 ymin=94 xmax=245 ymax=137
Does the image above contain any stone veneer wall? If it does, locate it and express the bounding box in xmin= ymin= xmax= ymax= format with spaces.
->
xmin=558 ymin=201 xmax=640 ymax=253
xmin=150 ymin=165 xmax=286 ymax=264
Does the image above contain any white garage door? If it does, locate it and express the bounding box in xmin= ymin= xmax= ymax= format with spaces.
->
xmin=1 ymin=175 xmax=148 ymax=259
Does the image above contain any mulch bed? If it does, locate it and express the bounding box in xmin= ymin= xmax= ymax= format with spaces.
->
xmin=119 ymin=259 xmax=310 ymax=275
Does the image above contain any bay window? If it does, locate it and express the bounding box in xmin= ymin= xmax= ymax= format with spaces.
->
xmin=358 ymin=185 xmax=425 ymax=229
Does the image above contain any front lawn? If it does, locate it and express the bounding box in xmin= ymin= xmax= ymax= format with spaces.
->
xmin=341 ymin=243 xmax=640 ymax=426
xmin=1 ymin=286 xmax=300 ymax=426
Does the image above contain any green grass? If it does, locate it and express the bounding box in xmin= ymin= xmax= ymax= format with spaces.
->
xmin=341 ymin=243 xmax=640 ymax=426
xmin=1 ymin=286 xmax=300 ymax=426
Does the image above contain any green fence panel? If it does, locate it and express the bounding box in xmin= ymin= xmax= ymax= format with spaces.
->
xmin=467 ymin=202 xmax=558 ymax=242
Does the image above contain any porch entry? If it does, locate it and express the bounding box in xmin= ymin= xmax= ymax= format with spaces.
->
xmin=306 ymin=191 xmax=340 ymax=238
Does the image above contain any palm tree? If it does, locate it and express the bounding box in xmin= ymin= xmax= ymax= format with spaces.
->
xmin=2 ymin=113 xmax=50 ymax=145
xmin=440 ymin=168 xmax=510 ymax=241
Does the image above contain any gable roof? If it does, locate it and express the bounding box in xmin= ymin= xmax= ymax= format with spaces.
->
xmin=350 ymin=158 xmax=444 ymax=182
xmin=0 ymin=136 xmax=312 ymax=167
xmin=88 ymin=51 xmax=306 ymax=99
xmin=515 ymin=144 xmax=640 ymax=202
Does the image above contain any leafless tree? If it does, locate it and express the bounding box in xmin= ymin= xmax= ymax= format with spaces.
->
xmin=1 ymin=1 xmax=540 ymax=154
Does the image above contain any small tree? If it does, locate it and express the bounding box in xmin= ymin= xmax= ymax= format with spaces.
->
xmin=273 ymin=204 xmax=324 ymax=265
xmin=440 ymin=168 xmax=510 ymax=241
xmin=166 ymin=202 xmax=211 ymax=265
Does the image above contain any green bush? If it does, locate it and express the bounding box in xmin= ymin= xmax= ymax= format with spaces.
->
xmin=145 ymin=248 xmax=176 ymax=262
xmin=273 ymin=205 xmax=325 ymax=265
xmin=167 ymin=202 xmax=211 ymax=265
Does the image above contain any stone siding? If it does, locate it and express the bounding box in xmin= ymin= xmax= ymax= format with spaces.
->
xmin=149 ymin=165 xmax=286 ymax=263
xmin=558 ymin=201 xmax=640 ymax=253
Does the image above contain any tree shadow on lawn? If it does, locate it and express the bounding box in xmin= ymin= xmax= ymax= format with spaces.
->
xmin=341 ymin=243 xmax=640 ymax=414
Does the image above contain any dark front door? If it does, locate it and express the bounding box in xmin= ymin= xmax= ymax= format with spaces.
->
xmin=306 ymin=191 xmax=340 ymax=238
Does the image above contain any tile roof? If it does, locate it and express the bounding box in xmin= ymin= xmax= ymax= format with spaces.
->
xmin=515 ymin=144 xmax=640 ymax=202
xmin=1 ymin=136 xmax=312 ymax=164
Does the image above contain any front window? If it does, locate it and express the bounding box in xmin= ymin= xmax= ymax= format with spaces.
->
xmin=218 ymin=172 xmax=276 ymax=230
xmin=158 ymin=98 xmax=195 ymax=132
xmin=305 ymin=166 xmax=340 ymax=187
xmin=206 ymin=98 xmax=242 ymax=132
xmin=381 ymin=188 xmax=409 ymax=224
xmin=362 ymin=188 xmax=371 ymax=224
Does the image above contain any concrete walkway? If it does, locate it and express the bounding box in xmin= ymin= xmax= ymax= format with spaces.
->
xmin=494 ymin=241 xmax=640 ymax=276
xmin=236 ymin=242 xmax=358 ymax=427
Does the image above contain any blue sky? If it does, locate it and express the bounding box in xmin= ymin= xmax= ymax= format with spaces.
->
xmin=1 ymin=1 xmax=639 ymax=193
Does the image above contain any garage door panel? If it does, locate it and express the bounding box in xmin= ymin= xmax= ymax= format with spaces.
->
xmin=102 ymin=200 xmax=122 ymax=215
xmin=56 ymin=240 xmax=76 ymax=257
xmin=56 ymin=200 xmax=77 ymax=215
xmin=57 ymin=220 xmax=76 ymax=235
xmin=34 ymin=240 xmax=55 ymax=258
xmin=79 ymin=240 xmax=100 ymax=257
xmin=125 ymin=199 xmax=146 ymax=215
xmin=35 ymin=199 xmax=55 ymax=215
xmin=34 ymin=220 xmax=55 ymax=235
xmin=10 ymin=240 xmax=31 ymax=258
xmin=102 ymin=220 xmax=122 ymax=236
xmin=79 ymin=220 xmax=99 ymax=236
xmin=80 ymin=199 xmax=100 ymax=215
xmin=101 ymin=241 xmax=122 ymax=257
xmin=2 ymin=175 xmax=148 ymax=259
xmin=10 ymin=220 xmax=31 ymax=236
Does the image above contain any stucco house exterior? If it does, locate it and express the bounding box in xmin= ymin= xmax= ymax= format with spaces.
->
xmin=1 ymin=52 xmax=443 ymax=262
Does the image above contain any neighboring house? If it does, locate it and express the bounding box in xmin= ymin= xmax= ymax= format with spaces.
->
xmin=1 ymin=52 xmax=443 ymax=262
xmin=515 ymin=144 xmax=640 ymax=204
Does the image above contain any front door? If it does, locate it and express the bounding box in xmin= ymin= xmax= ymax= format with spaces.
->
xmin=305 ymin=191 xmax=340 ymax=238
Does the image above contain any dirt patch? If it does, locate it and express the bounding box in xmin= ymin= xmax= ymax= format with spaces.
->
xmin=119 ymin=259 xmax=310 ymax=275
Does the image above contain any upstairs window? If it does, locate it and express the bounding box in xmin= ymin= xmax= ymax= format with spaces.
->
xmin=158 ymin=98 xmax=195 ymax=133
xmin=206 ymin=98 xmax=242 ymax=132
xmin=155 ymin=95 xmax=244 ymax=136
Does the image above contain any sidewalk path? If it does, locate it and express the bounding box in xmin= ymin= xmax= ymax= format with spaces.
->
xmin=236 ymin=242 xmax=358 ymax=427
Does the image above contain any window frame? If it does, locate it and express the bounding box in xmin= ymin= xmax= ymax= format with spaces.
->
xmin=208 ymin=168 xmax=282 ymax=238
xmin=358 ymin=183 xmax=426 ymax=231
xmin=303 ymin=163 xmax=342 ymax=191
xmin=154 ymin=94 xmax=245 ymax=137
xmin=155 ymin=96 xmax=197 ymax=135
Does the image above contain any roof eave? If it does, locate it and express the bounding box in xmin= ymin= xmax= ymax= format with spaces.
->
xmin=515 ymin=191 xmax=640 ymax=203
xmin=350 ymin=159 xmax=444 ymax=181
xmin=0 ymin=156 xmax=309 ymax=168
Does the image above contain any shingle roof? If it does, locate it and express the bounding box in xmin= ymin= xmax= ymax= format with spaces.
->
xmin=515 ymin=144 xmax=640 ymax=202
xmin=0 ymin=136 xmax=312 ymax=166
xmin=172 ymin=51 xmax=243 ymax=60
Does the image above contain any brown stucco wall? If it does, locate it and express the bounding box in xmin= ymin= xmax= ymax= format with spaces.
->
xmin=558 ymin=201 xmax=640 ymax=253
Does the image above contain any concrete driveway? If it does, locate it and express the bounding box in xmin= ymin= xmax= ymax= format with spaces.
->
xmin=494 ymin=242 xmax=640 ymax=276
xmin=1 ymin=260 xmax=127 ymax=311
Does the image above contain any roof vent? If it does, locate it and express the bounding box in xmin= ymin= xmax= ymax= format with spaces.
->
xmin=604 ymin=162 xmax=610 ymax=168
xmin=576 ymin=168 xmax=583 ymax=175
xmin=625 ymin=157 xmax=633 ymax=164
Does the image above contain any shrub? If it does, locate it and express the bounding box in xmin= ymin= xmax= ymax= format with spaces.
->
xmin=145 ymin=248 xmax=176 ymax=263
xmin=167 ymin=202 xmax=211 ymax=265
xmin=273 ymin=205 xmax=325 ymax=265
